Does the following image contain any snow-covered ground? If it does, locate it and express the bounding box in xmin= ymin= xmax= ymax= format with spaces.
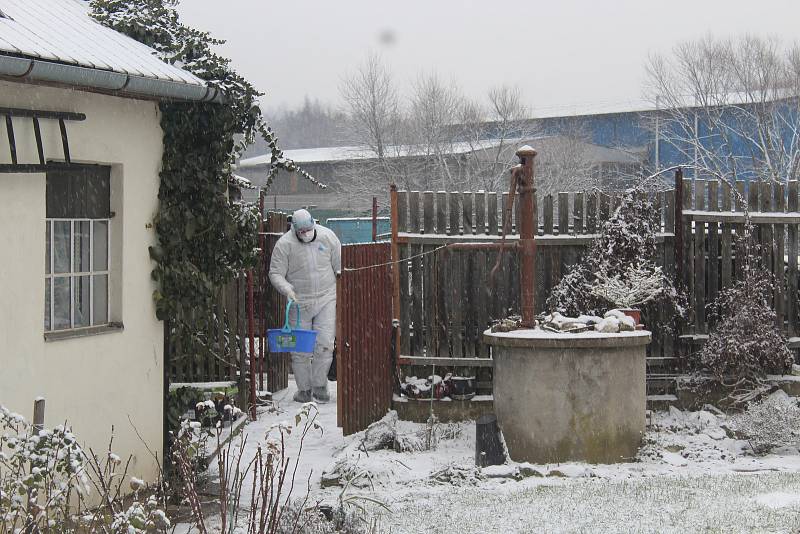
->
xmin=201 ymin=380 xmax=800 ymax=533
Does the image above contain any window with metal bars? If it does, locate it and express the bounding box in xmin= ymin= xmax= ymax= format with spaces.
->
xmin=44 ymin=165 xmax=111 ymax=332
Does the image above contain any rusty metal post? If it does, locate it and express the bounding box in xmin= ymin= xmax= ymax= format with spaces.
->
xmin=246 ymin=269 xmax=257 ymax=420
xmin=258 ymin=192 xmax=265 ymax=393
xmin=674 ymin=167 xmax=684 ymax=290
xmin=389 ymin=185 xmax=401 ymax=362
xmin=516 ymin=146 xmax=538 ymax=327
xmin=372 ymin=196 xmax=378 ymax=242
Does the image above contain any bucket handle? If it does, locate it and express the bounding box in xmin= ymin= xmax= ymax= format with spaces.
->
xmin=283 ymin=300 xmax=301 ymax=333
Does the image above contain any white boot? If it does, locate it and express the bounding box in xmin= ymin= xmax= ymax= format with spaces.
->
xmin=293 ymin=389 xmax=313 ymax=403
xmin=312 ymin=386 xmax=330 ymax=403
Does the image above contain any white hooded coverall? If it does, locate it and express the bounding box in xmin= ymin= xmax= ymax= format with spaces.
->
xmin=268 ymin=224 xmax=341 ymax=392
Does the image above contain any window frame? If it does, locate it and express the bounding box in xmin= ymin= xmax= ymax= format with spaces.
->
xmin=45 ymin=217 xmax=111 ymax=332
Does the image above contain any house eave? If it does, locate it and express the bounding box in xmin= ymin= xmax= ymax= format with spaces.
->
xmin=0 ymin=54 xmax=223 ymax=104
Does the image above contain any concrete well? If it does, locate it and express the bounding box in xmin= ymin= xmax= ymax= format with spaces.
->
xmin=484 ymin=329 xmax=651 ymax=464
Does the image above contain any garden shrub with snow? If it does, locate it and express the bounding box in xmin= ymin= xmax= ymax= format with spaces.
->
xmin=1 ymin=400 xmax=375 ymax=534
xmin=547 ymin=189 xmax=685 ymax=326
xmin=694 ymin=223 xmax=794 ymax=406
xmin=0 ymin=405 xmax=170 ymax=533
xmin=729 ymin=391 xmax=800 ymax=454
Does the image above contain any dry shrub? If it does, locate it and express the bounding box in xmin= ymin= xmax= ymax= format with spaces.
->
xmin=696 ymin=222 xmax=794 ymax=406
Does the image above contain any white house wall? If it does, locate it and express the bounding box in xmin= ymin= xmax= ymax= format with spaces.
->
xmin=0 ymin=80 xmax=164 ymax=485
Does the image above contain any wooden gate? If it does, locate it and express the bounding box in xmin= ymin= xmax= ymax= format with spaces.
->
xmin=336 ymin=242 xmax=395 ymax=435
xmin=258 ymin=210 xmax=291 ymax=393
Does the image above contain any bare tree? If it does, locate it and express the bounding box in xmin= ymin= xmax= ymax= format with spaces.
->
xmin=645 ymin=35 xmax=800 ymax=185
xmin=340 ymin=53 xmax=403 ymax=159
xmin=407 ymin=72 xmax=465 ymax=190
xmin=337 ymin=53 xmax=407 ymax=209
xmin=535 ymin=130 xmax=597 ymax=197
xmin=457 ymin=85 xmax=541 ymax=192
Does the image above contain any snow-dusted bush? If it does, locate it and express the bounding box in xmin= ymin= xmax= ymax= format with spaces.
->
xmin=0 ymin=406 xmax=88 ymax=531
xmin=276 ymin=500 xmax=376 ymax=534
xmin=730 ymin=392 xmax=800 ymax=454
xmin=590 ymin=261 xmax=672 ymax=309
xmin=0 ymin=404 xmax=170 ymax=533
xmin=548 ymin=189 xmax=685 ymax=324
xmin=696 ymin=222 xmax=794 ymax=405
xmin=171 ymin=402 xmax=372 ymax=534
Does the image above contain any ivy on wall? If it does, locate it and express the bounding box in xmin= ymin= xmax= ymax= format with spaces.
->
xmin=90 ymin=0 xmax=323 ymax=348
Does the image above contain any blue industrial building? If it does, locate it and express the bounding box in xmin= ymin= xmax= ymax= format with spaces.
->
xmin=490 ymin=97 xmax=799 ymax=185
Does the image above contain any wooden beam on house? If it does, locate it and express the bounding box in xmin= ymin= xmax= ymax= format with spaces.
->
xmin=0 ymin=107 xmax=85 ymax=174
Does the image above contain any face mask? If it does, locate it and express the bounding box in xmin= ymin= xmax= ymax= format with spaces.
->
xmin=298 ymin=229 xmax=314 ymax=243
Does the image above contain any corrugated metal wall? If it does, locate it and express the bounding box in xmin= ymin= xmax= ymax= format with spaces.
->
xmin=336 ymin=242 xmax=394 ymax=435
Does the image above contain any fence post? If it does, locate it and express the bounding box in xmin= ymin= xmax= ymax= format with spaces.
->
xmin=246 ymin=269 xmax=257 ymax=420
xmin=237 ymin=276 xmax=248 ymax=417
xmin=674 ymin=168 xmax=684 ymax=289
xmin=390 ymin=185 xmax=401 ymax=363
xmin=32 ymin=398 xmax=45 ymax=433
xmin=371 ymin=196 xmax=378 ymax=242
xmin=258 ymin=192 xmax=266 ymax=393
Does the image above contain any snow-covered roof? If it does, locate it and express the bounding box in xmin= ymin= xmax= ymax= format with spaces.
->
xmin=239 ymin=138 xmax=531 ymax=168
xmin=531 ymin=91 xmax=796 ymax=120
xmin=240 ymin=136 xmax=645 ymax=168
xmin=531 ymin=99 xmax=658 ymax=120
xmin=229 ymin=174 xmax=256 ymax=189
xmin=0 ymin=0 xmax=204 ymax=87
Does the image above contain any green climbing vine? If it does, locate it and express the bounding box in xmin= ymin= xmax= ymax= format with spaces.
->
xmin=90 ymin=0 xmax=323 ymax=351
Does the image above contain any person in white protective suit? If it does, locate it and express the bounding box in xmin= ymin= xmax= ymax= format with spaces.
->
xmin=269 ymin=209 xmax=341 ymax=403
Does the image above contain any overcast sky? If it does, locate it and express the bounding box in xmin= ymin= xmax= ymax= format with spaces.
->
xmin=177 ymin=0 xmax=800 ymax=116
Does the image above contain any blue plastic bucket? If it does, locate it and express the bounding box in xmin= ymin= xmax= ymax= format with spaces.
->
xmin=267 ymin=300 xmax=318 ymax=353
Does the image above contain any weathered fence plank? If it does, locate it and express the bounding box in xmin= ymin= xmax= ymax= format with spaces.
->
xmin=397 ymin=191 xmax=408 ymax=233
xmin=774 ymin=183 xmax=785 ymax=329
xmin=574 ymin=192 xmax=584 ymax=234
xmin=409 ymin=191 xmax=420 ymax=234
xmin=720 ymin=180 xmax=732 ymax=291
xmin=423 ymin=191 xmax=435 ymax=234
xmin=487 ymin=192 xmax=498 ymax=235
xmin=436 ymin=191 xmax=447 ymax=235
xmin=543 ymin=194 xmax=554 ymax=235
xmin=707 ymin=180 xmax=719 ymax=309
xmin=558 ymin=192 xmax=569 ymax=234
xmin=475 ymin=191 xmax=485 ymax=235
xmin=694 ymin=180 xmax=706 ymax=331
xmin=789 ymin=181 xmax=799 ymax=336
xmin=463 ymin=192 xmax=474 ymax=235
xmin=735 ymin=181 xmax=747 ymax=281
xmin=450 ymin=192 xmax=461 ymax=235
xmin=587 ymin=192 xmax=598 ymax=233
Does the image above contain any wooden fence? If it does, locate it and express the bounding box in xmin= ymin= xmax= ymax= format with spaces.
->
xmin=392 ymin=179 xmax=800 ymax=392
xmin=167 ymin=277 xmax=248 ymax=385
xmin=681 ymin=178 xmax=800 ymax=336
xmin=393 ymin=189 xmax=676 ymax=379
xmin=167 ymin=211 xmax=293 ymax=401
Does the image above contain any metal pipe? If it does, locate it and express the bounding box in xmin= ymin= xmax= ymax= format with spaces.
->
xmin=516 ymin=146 xmax=538 ymax=328
xmin=246 ymin=269 xmax=257 ymax=420
xmin=0 ymin=56 xmax=222 ymax=103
